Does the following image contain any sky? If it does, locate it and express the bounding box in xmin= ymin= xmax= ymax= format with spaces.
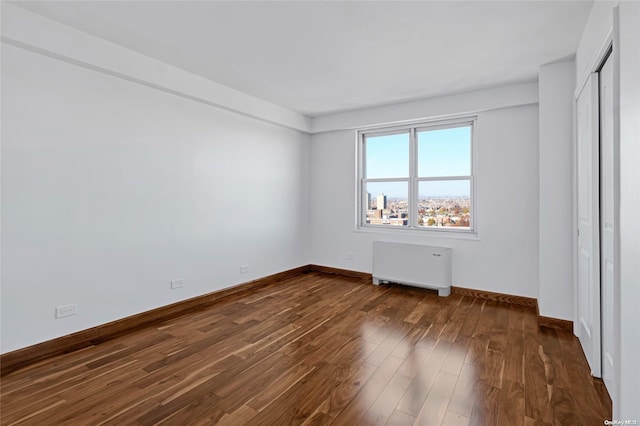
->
xmin=365 ymin=126 xmax=471 ymax=197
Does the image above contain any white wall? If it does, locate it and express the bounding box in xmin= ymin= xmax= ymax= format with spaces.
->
xmin=1 ymin=3 xmax=311 ymax=133
xmin=0 ymin=41 xmax=310 ymax=353
xmin=538 ymin=60 xmax=575 ymax=321
xmin=312 ymin=82 xmax=538 ymax=133
xmin=309 ymin=102 xmax=540 ymax=298
xmin=616 ymin=3 xmax=640 ymax=421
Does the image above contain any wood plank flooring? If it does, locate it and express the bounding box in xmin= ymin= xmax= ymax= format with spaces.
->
xmin=0 ymin=272 xmax=611 ymax=425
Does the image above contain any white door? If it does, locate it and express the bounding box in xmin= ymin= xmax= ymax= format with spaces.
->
xmin=576 ymin=74 xmax=601 ymax=377
xmin=599 ymin=55 xmax=617 ymax=401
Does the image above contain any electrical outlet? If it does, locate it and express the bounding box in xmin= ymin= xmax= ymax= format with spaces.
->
xmin=170 ymin=279 xmax=184 ymax=289
xmin=240 ymin=265 xmax=249 ymax=274
xmin=346 ymin=253 xmax=356 ymax=261
xmin=55 ymin=304 xmax=77 ymax=319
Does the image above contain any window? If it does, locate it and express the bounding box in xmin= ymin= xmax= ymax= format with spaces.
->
xmin=358 ymin=118 xmax=475 ymax=233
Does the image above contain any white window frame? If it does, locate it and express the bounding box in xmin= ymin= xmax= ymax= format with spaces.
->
xmin=356 ymin=116 xmax=477 ymax=235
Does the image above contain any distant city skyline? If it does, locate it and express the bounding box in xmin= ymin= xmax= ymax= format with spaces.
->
xmin=366 ymin=191 xmax=470 ymax=228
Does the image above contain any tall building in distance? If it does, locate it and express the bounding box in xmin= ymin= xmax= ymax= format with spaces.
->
xmin=365 ymin=192 xmax=408 ymax=226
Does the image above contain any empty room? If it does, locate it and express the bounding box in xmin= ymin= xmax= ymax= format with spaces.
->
xmin=1 ymin=1 xmax=639 ymax=425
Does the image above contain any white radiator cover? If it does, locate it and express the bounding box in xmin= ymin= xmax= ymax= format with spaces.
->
xmin=372 ymin=241 xmax=452 ymax=296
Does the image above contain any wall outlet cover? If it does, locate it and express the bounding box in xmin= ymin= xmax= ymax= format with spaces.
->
xmin=55 ymin=304 xmax=77 ymax=319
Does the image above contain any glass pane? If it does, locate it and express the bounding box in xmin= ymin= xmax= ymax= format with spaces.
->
xmin=365 ymin=132 xmax=409 ymax=178
xmin=364 ymin=181 xmax=409 ymax=227
xmin=417 ymin=180 xmax=471 ymax=228
xmin=418 ymin=126 xmax=471 ymax=177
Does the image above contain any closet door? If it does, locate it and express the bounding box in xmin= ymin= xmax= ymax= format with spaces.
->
xmin=576 ymin=73 xmax=601 ymax=377
xmin=599 ymin=54 xmax=617 ymax=401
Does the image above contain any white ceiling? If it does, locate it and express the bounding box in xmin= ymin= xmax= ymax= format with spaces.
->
xmin=12 ymin=1 xmax=593 ymax=117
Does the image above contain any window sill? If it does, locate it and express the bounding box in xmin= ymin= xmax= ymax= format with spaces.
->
xmin=354 ymin=225 xmax=480 ymax=241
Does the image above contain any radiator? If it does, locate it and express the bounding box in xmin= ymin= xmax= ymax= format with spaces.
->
xmin=372 ymin=242 xmax=452 ymax=296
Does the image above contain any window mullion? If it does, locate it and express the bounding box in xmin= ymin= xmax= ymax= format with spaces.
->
xmin=417 ymin=175 xmax=471 ymax=182
xmin=409 ymin=127 xmax=417 ymax=229
xmin=359 ymin=132 xmax=366 ymax=227
xmin=364 ymin=177 xmax=411 ymax=183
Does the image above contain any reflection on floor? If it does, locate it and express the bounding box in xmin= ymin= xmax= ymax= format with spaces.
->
xmin=0 ymin=272 xmax=611 ymax=425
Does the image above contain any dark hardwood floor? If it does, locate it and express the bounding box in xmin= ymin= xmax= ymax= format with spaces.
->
xmin=0 ymin=272 xmax=611 ymax=425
